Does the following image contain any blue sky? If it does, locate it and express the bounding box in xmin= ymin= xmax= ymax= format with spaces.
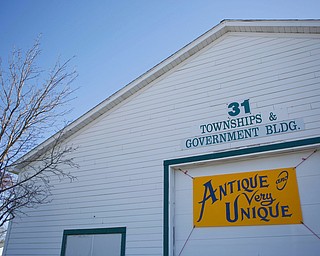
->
xmin=1 ymin=0 xmax=319 ymax=125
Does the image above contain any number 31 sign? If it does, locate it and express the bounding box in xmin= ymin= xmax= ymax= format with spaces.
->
xmin=228 ymin=99 xmax=251 ymax=117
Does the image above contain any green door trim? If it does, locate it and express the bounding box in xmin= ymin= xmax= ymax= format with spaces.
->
xmin=163 ymin=136 xmax=320 ymax=255
xmin=60 ymin=227 xmax=126 ymax=256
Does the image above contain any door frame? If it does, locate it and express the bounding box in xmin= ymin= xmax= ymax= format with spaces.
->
xmin=163 ymin=137 xmax=320 ymax=256
xmin=60 ymin=227 xmax=126 ymax=256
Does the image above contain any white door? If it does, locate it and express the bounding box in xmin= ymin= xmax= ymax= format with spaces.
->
xmin=61 ymin=227 xmax=125 ymax=256
xmin=173 ymin=148 xmax=320 ymax=256
xmin=64 ymin=234 xmax=122 ymax=256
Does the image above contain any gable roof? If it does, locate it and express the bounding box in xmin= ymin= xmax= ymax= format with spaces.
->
xmin=15 ymin=19 xmax=320 ymax=171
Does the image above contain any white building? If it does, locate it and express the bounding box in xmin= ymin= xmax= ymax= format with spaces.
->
xmin=3 ymin=20 xmax=320 ymax=256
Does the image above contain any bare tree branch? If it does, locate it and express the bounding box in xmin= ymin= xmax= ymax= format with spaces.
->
xmin=0 ymin=39 xmax=78 ymax=228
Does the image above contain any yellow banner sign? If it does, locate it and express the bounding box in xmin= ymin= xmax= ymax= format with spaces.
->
xmin=193 ymin=168 xmax=302 ymax=227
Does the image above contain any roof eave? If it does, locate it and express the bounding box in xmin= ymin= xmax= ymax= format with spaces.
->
xmin=15 ymin=19 xmax=320 ymax=171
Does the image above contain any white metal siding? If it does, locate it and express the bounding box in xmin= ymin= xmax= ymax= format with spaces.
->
xmin=4 ymin=32 xmax=320 ymax=255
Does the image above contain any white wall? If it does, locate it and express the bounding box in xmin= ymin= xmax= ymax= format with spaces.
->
xmin=4 ymin=31 xmax=320 ymax=255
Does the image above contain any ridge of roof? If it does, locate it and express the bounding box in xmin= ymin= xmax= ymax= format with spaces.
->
xmin=15 ymin=19 xmax=320 ymax=170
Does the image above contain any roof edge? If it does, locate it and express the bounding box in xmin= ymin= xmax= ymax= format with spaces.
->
xmin=15 ymin=19 xmax=320 ymax=170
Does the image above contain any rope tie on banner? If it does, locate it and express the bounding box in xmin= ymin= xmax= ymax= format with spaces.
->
xmin=301 ymin=221 xmax=320 ymax=240
xmin=178 ymin=225 xmax=195 ymax=256
xmin=295 ymin=149 xmax=318 ymax=168
xmin=178 ymin=168 xmax=194 ymax=179
xmin=296 ymin=149 xmax=320 ymax=240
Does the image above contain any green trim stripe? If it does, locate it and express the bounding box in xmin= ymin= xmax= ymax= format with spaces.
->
xmin=60 ymin=227 xmax=126 ymax=256
xmin=164 ymin=137 xmax=320 ymax=167
xmin=163 ymin=137 xmax=320 ymax=256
